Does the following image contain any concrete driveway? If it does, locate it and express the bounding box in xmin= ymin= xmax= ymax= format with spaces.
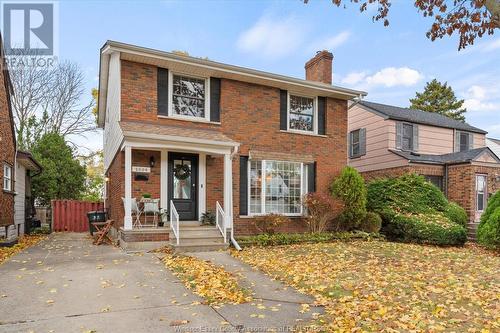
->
xmin=0 ymin=233 xmax=321 ymax=333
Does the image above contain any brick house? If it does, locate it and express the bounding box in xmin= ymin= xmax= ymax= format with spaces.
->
xmin=348 ymin=101 xmax=500 ymax=237
xmin=0 ymin=35 xmax=16 ymax=242
xmin=98 ymin=41 xmax=366 ymax=250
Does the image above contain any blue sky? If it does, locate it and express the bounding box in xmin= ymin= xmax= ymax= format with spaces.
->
xmin=57 ymin=0 xmax=500 ymax=152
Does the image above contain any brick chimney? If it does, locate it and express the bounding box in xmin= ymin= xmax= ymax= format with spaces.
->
xmin=305 ymin=50 xmax=333 ymax=85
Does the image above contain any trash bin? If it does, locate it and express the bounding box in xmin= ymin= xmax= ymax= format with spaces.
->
xmin=87 ymin=211 xmax=107 ymax=236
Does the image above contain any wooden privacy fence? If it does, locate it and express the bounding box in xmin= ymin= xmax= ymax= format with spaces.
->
xmin=52 ymin=200 xmax=104 ymax=232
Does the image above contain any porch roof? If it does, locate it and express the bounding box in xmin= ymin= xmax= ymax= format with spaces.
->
xmin=120 ymin=121 xmax=239 ymax=149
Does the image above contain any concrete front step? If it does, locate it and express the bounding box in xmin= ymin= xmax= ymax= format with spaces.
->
xmin=171 ymin=241 xmax=228 ymax=253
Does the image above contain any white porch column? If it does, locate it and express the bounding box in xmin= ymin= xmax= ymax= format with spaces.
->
xmin=223 ymin=153 xmax=233 ymax=229
xmin=199 ymin=153 xmax=206 ymax=216
xmin=160 ymin=150 xmax=168 ymax=210
xmin=124 ymin=145 xmax=133 ymax=230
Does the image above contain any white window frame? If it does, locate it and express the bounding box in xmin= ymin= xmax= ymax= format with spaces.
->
xmin=3 ymin=163 xmax=13 ymax=191
xmin=287 ymin=92 xmax=318 ymax=134
xmin=247 ymin=159 xmax=305 ymax=217
xmin=168 ymin=71 xmax=211 ymax=122
xmin=476 ymin=174 xmax=487 ymax=212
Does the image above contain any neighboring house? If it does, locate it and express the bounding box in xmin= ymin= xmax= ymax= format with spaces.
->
xmin=98 ymin=41 xmax=366 ymax=250
xmin=0 ymin=34 xmax=16 ymax=243
xmin=348 ymin=101 xmax=500 ymax=236
xmin=14 ymin=151 xmax=42 ymax=236
xmin=486 ymin=137 xmax=500 ymax=159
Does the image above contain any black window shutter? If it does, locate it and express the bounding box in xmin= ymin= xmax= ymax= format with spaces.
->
xmin=157 ymin=68 xmax=169 ymax=116
xmin=239 ymin=156 xmax=249 ymax=215
xmin=280 ymin=90 xmax=287 ymax=130
xmin=307 ymin=162 xmax=316 ymax=193
xmin=317 ymin=97 xmax=326 ymax=135
xmin=210 ymin=77 xmax=221 ymax=122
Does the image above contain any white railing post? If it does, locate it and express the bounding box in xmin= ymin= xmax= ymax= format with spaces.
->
xmin=169 ymin=200 xmax=179 ymax=245
xmin=216 ymin=201 xmax=227 ymax=243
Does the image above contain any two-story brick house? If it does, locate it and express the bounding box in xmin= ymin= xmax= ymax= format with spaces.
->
xmin=98 ymin=41 xmax=366 ymax=250
xmin=348 ymin=101 xmax=500 ymax=237
xmin=0 ymin=34 xmax=16 ymax=244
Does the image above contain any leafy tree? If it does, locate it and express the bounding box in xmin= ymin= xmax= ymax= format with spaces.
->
xmin=91 ymin=88 xmax=99 ymax=124
xmin=330 ymin=166 xmax=367 ymax=229
xmin=80 ymin=150 xmax=104 ymax=202
xmin=31 ymin=132 xmax=86 ymax=206
xmin=409 ymin=79 xmax=467 ymax=121
xmin=305 ymin=0 xmax=499 ymax=50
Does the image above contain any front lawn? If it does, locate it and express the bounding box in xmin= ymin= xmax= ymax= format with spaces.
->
xmin=233 ymin=240 xmax=499 ymax=332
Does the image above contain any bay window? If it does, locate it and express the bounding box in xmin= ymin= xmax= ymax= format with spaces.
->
xmin=249 ymin=160 xmax=304 ymax=215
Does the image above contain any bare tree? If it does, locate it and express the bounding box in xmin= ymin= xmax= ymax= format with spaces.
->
xmin=9 ymin=54 xmax=96 ymax=151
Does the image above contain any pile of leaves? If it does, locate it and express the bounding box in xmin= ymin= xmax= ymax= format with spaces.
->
xmin=477 ymin=191 xmax=500 ymax=250
xmin=236 ymin=231 xmax=382 ymax=247
xmin=367 ymin=174 xmax=467 ymax=245
xmin=0 ymin=235 xmax=46 ymax=264
xmin=233 ymin=241 xmax=500 ymax=332
xmin=162 ymin=250 xmax=251 ymax=305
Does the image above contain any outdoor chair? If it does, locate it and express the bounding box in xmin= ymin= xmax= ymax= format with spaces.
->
xmin=121 ymin=197 xmax=142 ymax=228
xmin=142 ymin=198 xmax=160 ymax=227
xmin=92 ymin=219 xmax=114 ymax=245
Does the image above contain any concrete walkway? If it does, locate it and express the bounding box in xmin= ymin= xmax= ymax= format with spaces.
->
xmin=0 ymin=233 xmax=322 ymax=332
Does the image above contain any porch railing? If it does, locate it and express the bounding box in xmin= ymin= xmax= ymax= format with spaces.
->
xmin=169 ymin=200 xmax=180 ymax=245
xmin=215 ymin=201 xmax=227 ymax=243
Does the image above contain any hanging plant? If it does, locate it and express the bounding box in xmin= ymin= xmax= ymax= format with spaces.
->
xmin=174 ymin=164 xmax=191 ymax=180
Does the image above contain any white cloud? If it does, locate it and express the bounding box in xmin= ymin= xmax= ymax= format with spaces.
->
xmin=463 ymin=84 xmax=500 ymax=112
xmin=237 ymin=15 xmax=305 ymax=58
xmin=341 ymin=67 xmax=423 ymax=88
xmin=308 ymin=31 xmax=351 ymax=53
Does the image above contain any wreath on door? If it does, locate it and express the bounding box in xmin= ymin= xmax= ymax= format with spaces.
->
xmin=174 ymin=164 xmax=191 ymax=180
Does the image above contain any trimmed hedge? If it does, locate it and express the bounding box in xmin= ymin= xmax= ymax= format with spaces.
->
xmin=368 ymin=174 xmax=467 ymax=246
xmin=444 ymin=202 xmax=468 ymax=227
xmin=236 ymin=231 xmax=383 ymax=247
xmin=477 ymin=191 xmax=500 ymax=249
xmin=359 ymin=212 xmax=382 ymax=233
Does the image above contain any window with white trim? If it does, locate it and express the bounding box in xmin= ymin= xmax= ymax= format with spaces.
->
xmin=3 ymin=164 xmax=12 ymax=191
xmin=288 ymin=94 xmax=315 ymax=133
xmin=249 ymin=160 xmax=304 ymax=215
xmin=170 ymin=74 xmax=208 ymax=119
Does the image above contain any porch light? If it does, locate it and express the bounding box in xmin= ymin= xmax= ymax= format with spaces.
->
xmin=149 ymin=156 xmax=156 ymax=168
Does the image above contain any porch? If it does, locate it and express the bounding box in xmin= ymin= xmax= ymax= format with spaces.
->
xmin=111 ymin=121 xmax=240 ymax=251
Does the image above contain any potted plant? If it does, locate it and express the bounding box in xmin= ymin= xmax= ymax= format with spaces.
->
xmin=142 ymin=193 xmax=151 ymax=199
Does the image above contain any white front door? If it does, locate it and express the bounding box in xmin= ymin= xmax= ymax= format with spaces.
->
xmin=475 ymin=174 xmax=487 ymax=222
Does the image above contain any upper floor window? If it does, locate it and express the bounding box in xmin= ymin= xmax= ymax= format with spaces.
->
xmin=349 ymin=128 xmax=366 ymax=158
xmin=170 ymin=74 xmax=208 ymax=120
xmin=288 ymin=94 xmax=316 ymax=133
xmin=396 ymin=122 xmax=418 ymax=152
xmin=3 ymin=164 xmax=12 ymax=191
xmin=456 ymin=131 xmax=474 ymax=152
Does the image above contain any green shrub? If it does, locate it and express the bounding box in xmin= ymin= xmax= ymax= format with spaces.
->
xmin=367 ymin=173 xmax=466 ymax=246
xmin=30 ymin=225 xmax=51 ymax=235
xmin=253 ymin=214 xmax=290 ymax=234
xmin=367 ymin=174 xmax=448 ymax=214
xmin=480 ymin=191 xmax=500 ymax=225
xmin=444 ymin=202 xmax=468 ymax=227
xmin=200 ymin=211 xmax=216 ymax=225
xmin=237 ymin=231 xmax=383 ymax=247
xmin=330 ymin=166 xmax=367 ymax=230
xmin=477 ymin=191 xmax=500 ymax=249
xmin=477 ymin=208 xmax=500 ymax=250
xmin=359 ymin=212 xmax=382 ymax=233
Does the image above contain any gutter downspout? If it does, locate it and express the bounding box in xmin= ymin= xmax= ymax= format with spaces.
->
xmin=229 ymin=144 xmax=242 ymax=251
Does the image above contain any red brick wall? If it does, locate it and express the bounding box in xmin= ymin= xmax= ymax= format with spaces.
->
xmin=362 ymin=164 xmax=444 ymax=182
xmin=0 ymin=65 xmax=15 ymax=228
xmin=113 ymin=60 xmax=348 ymax=235
xmin=447 ymin=164 xmax=500 ymax=223
xmin=106 ymin=151 xmax=124 ymax=228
